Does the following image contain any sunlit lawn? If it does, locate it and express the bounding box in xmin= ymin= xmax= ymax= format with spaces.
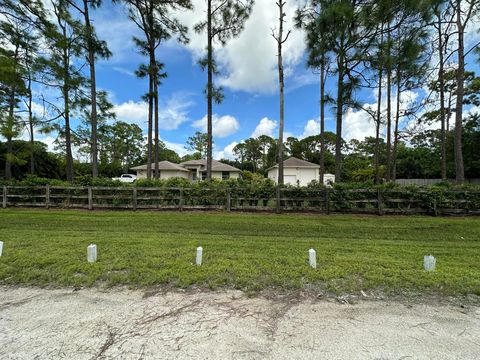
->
xmin=0 ymin=209 xmax=479 ymax=295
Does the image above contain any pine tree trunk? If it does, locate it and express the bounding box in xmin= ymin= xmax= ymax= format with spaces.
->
xmin=146 ymin=4 xmax=154 ymax=181
xmin=374 ymin=68 xmax=383 ymax=184
xmin=454 ymin=1 xmax=465 ymax=184
xmin=386 ymin=66 xmax=392 ymax=181
xmin=206 ymin=0 xmax=213 ymax=181
xmin=5 ymin=89 xmax=15 ymax=180
xmin=62 ymin=26 xmax=74 ymax=182
xmin=28 ymin=70 xmax=34 ymax=175
xmin=146 ymin=71 xmax=153 ymax=180
xmin=276 ymin=0 xmax=285 ymax=186
xmin=392 ymin=71 xmax=401 ymax=181
xmin=446 ymin=92 xmax=452 ymax=132
xmin=4 ymin=46 xmax=19 ymax=180
xmin=63 ymin=82 xmax=74 ymax=182
xmin=125 ymin=138 xmax=130 ymax=173
xmin=83 ymin=0 xmax=98 ymax=178
xmin=154 ymin=68 xmax=159 ymax=180
xmin=437 ymin=11 xmax=447 ymax=180
xmin=334 ymin=55 xmax=344 ymax=183
xmin=319 ymin=62 xmax=325 ymax=184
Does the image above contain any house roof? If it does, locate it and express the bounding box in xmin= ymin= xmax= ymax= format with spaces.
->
xmin=180 ymin=159 xmax=241 ymax=172
xmin=130 ymin=161 xmax=190 ymax=172
xmin=131 ymin=159 xmax=241 ymax=173
xmin=267 ymin=157 xmax=320 ymax=171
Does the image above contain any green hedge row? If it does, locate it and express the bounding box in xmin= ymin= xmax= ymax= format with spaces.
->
xmin=1 ymin=174 xmax=479 ymax=213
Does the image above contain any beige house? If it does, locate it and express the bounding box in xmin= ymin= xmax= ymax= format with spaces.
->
xmin=131 ymin=159 xmax=241 ymax=181
xmin=131 ymin=161 xmax=190 ymax=180
xmin=267 ymin=157 xmax=331 ymax=186
xmin=180 ymin=159 xmax=241 ymax=181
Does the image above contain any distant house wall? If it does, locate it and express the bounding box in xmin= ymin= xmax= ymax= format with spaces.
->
xmin=133 ymin=169 xmax=188 ymax=180
xmin=268 ymin=167 xmax=319 ymax=186
xmin=159 ymin=170 xmax=189 ymax=180
xmin=323 ymin=173 xmax=335 ymax=186
xmin=135 ymin=169 xmax=239 ymax=181
xmin=268 ymin=168 xmax=277 ymax=183
xmin=136 ymin=170 xmax=147 ymax=179
xmin=211 ymin=171 xmax=240 ymax=180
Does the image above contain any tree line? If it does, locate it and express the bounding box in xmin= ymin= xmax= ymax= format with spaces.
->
xmin=0 ymin=0 xmax=479 ymax=184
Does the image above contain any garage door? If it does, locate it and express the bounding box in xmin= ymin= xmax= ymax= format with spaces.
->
xmin=284 ymin=175 xmax=297 ymax=185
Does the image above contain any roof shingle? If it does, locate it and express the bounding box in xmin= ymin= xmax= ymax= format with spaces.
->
xmin=131 ymin=161 xmax=190 ymax=171
xmin=267 ymin=157 xmax=320 ymax=170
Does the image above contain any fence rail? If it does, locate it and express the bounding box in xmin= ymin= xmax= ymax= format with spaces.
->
xmin=395 ymin=178 xmax=480 ymax=186
xmin=1 ymin=185 xmax=479 ymax=216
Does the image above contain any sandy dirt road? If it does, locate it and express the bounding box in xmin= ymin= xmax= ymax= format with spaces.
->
xmin=0 ymin=287 xmax=479 ymax=359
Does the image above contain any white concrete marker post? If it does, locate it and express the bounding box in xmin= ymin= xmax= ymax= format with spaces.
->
xmin=424 ymin=255 xmax=436 ymax=272
xmin=196 ymin=246 xmax=203 ymax=266
xmin=0 ymin=241 xmax=3 ymax=257
xmin=308 ymin=248 xmax=317 ymax=269
xmin=87 ymin=244 xmax=97 ymax=263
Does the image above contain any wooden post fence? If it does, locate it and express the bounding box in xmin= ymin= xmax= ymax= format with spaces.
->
xmin=432 ymin=197 xmax=438 ymax=217
xmin=132 ymin=187 xmax=137 ymax=211
xmin=225 ymin=188 xmax=231 ymax=212
xmin=2 ymin=186 xmax=6 ymax=208
xmin=324 ymin=188 xmax=330 ymax=215
xmin=276 ymin=186 xmax=281 ymax=213
xmin=45 ymin=185 xmax=50 ymax=209
xmin=88 ymin=187 xmax=93 ymax=210
xmin=0 ymin=185 xmax=478 ymax=215
xmin=377 ymin=188 xmax=383 ymax=216
xmin=179 ymin=188 xmax=184 ymax=211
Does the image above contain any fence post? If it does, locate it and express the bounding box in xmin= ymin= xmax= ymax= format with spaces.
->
xmin=2 ymin=186 xmax=6 ymax=208
xmin=179 ymin=188 xmax=184 ymax=212
xmin=45 ymin=185 xmax=50 ymax=209
xmin=432 ymin=197 xmax=438 ymax=217
xmin=88 ymin=187 xmax=93 ymax=210
xmin=324 ymin=188 xmax=330 ymax=215
xmin=225 ymin=188 xmax=231 ymax=212
xmin=132 ymin=187 xmax=137 ymax=211
xmin=276 ymin=186 xmax=281 ymax=213
xmin=377 ymin=188 xmax=383 ymax=216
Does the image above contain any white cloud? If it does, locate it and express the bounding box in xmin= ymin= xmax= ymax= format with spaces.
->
xmin=214 ymin=141 xmax=238 ymax=160
xmin=343 ymin=89 xmax=421 ymax=141
xmin=343 ymin=108 xmax=376 ymax=141
xmin=113 ymin=100 xmax=148 ymax=124
xmin=113 ymin=93 xmax=194 ymax=131
xmin=464 ymin=4 xmax=480 ymax=51
xmin=251 ymin=117 xmax=277 ymax=138
xmin=112 ymin=67 xmax=135 ymax=77
xmin=158 ymin=95 xmax=194 ymax=130
xmin=9 ymin=125 xmax=59 ymax=153
xmin=300 ymin=119 xmax=319 ymax=139
xmin=162 ymin=140 xmax=189 ymax=157
xmin=176 ymin=0 xmax=306 ymax=93
xmin=192 ymin=114 xmax=240 ymax=138
xmin=287 ymin=70 xmax=319 ymax=93
xmin=31 ymin=101 xmax=47 ymax=118
xmin=38 ymin=135 xmax=57 ymax=152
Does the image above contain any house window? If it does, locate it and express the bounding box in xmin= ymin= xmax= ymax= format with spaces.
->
xmin=191 ymin=170 xmax=197 ymax=181
xmin=202 ymin=172 xmax=207 ymax=180
xmin=222 ymin=171 xmax=230 ymax=180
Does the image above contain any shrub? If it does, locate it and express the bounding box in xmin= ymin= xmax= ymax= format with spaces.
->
xmin=74 ymin=175 xmax=124 ymax=187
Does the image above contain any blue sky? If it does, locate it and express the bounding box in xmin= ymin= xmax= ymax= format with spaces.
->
xmin=89 ymin=0 xmax=333 ymax=159
xmin=29 ymin=0 xmax=480 ymax=160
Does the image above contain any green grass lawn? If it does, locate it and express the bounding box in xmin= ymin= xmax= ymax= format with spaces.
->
xmin=0 ymin=209 xmax=479 ymax=296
